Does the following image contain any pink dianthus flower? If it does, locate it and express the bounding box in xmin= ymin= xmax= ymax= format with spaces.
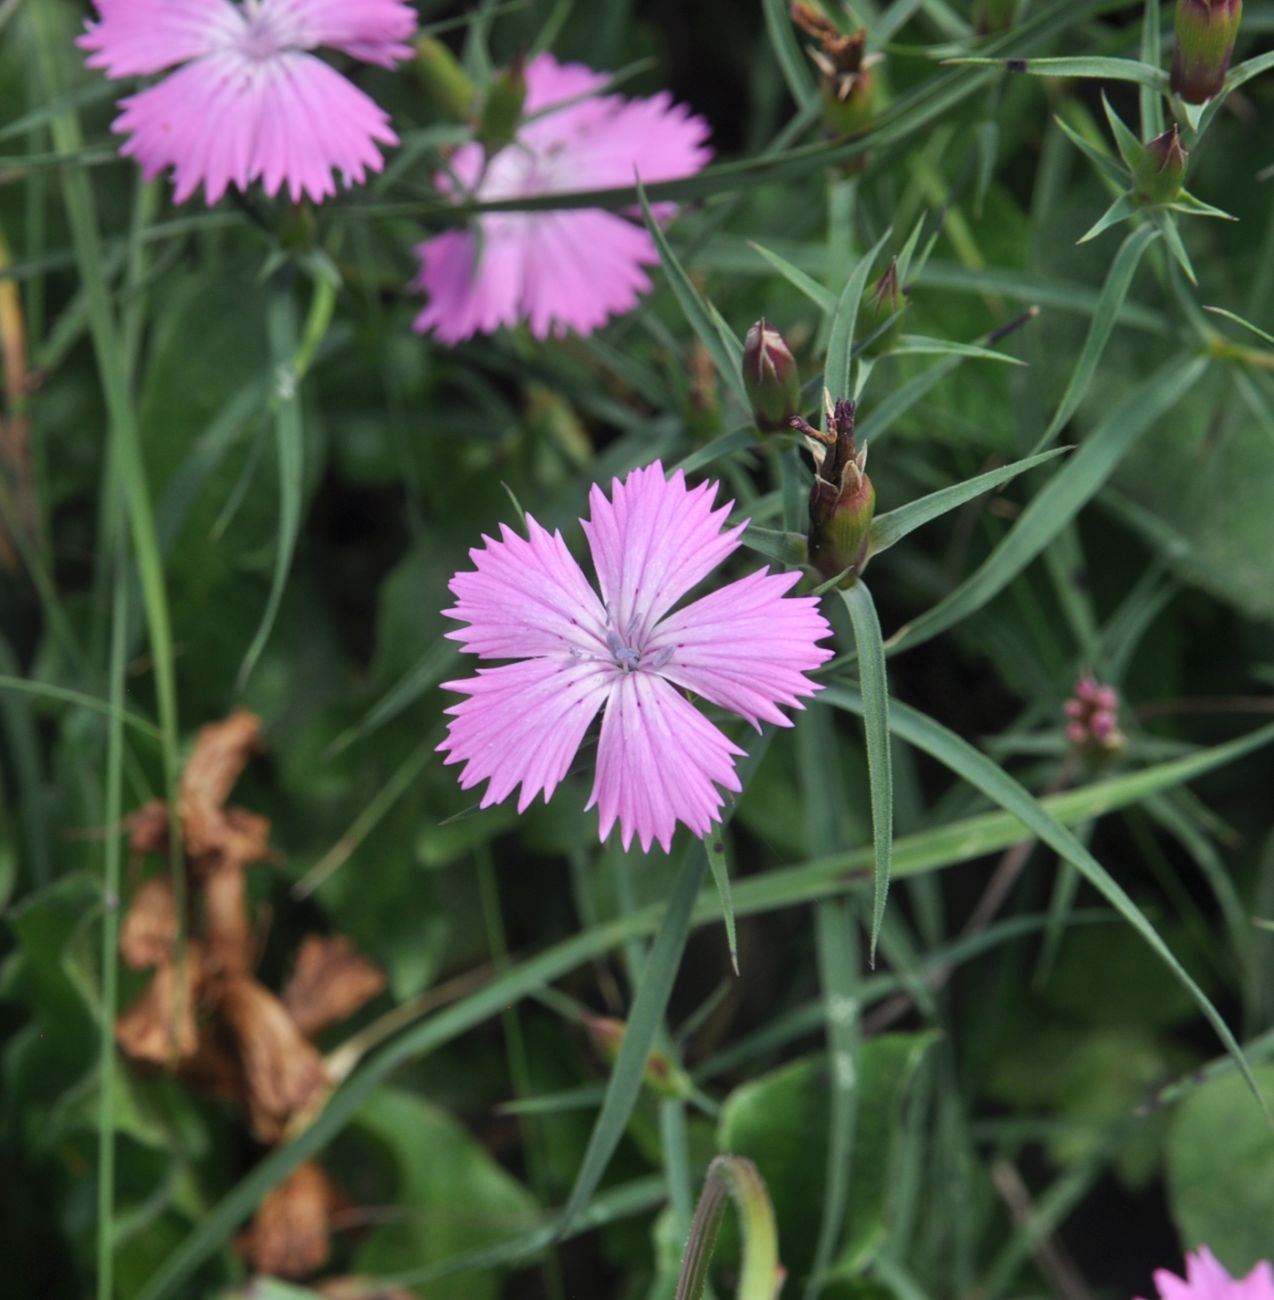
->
xmin=80 ymin=0 xmax=418 ymax=204
xmin=1141 ymin=1249 xmax=1274 ymax=1300
xmin=439 ymin=462 xmax=834 ymax=852
xmin=413 ymin=53 xmax=712 ymax=343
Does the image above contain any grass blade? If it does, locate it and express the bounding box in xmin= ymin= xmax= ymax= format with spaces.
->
xmin=841 ymin=583 xmax=893 ymax=962
xmin=749 ymin=239 xmax=838 ymax=313
xmin=1036 ymin=222 xmax=1158 ymax=449
xmin=947 ymin=55 xmax=1168 ymax=90
xmin=637 ymin=182 xmax=749 ymax=409
xmin=706 ymin=835 xmax=740 ymax=975
xmin=763 ymin=0 xmax=817 ymax=108
xmin=554 ymin=843 xmax=710 ymax=1238
xmin=887 ymin=354 xmax=1207 ymax=656
xmin=825 ymin=231 xmax=892 ymax=402
xmin=823 ymin=686 xmax=1266 ymax=1116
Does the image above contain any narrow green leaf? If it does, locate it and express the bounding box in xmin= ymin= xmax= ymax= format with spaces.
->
xmin=1053 ymin=114 xmax=1131 ymax=189
xmin=1101 ymin=93 xmax=1144 ymax=170
xmin=841 ymin=584 xmax=893 ymax=963
xmin=826 ymin=231 xmax=893 ymax=402
xmin=237 ymin=278 xmax=330 ymax=688
xmin=0 ymin=675 xmax=160 ymax=739
xmin=554 ymin=845 xmax=710 ymax=1239
xmin=1140 ymin=0 xmax=1164 ymax=137
xmin=739 ymin=524 xmax=808 ymax=567
xmin=1154 ymin=208 xmax=1198 ymax=285
xmin=638 ymin=182 xmax=749 ymax=409
xmin=867 ymin=447 xmax=1068 ymax=557
xmin=749 ymin=240 xmax=838 ymax=312
xmin=888 ymin=354 xmax=1207 ymax=656
xmin=823 ymin=686 xmax=1267 ymax=1117
xmin=706 ymin=836 xmax=740 ymax=976
xmin=763 ymin=0 xmax=817 ymax=108
xmin=892 ymin=335 xmax=1027 ymax=364
xmin=948 ymin=55 xmax=1168 ymax=90
xmin=1077 ymin=191 xmax=1140 ymax=244
xmin=1036 ymin=221 xmax=1158 ymax=449
xmin=1170 ymin=192 xmax=1238 ymax=221
xmin=1204 ymin=306 xmax=1274 ymax=349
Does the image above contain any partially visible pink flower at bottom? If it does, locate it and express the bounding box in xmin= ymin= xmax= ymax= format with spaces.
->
xmin=413 ymin=52 xmax=712 ymax=343
xmin=1141 ymin=1249 xmax=1274 ymax=1300
xmin=438 ymin=462 xmax=834 ymax=853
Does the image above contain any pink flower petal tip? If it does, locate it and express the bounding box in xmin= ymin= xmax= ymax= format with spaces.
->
xmin=1140 ymin=1248 xmax=1274 ymax=1300
xmin=439 ymin=462 xmax=834 ymax=853
xmin=414 ymin=52 xmax=712 ymax=344
xmin=80 ymin=0 xmax=418 ymax=205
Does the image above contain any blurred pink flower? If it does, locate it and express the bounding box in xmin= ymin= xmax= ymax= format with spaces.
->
xmin=1142 ymin=1249 xmax=1274 ymax=1300
xmin=439 ymin=462 xmax=833 ymax=852
xmin=413 ymin=53 xmax=712 ymax=343
xmin=80 ymin=0 xmax=417 ymax=204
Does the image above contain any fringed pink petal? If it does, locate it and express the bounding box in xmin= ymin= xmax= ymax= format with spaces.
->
xmin=439 ymin=658 xmax=613 ymax=814
xmin=413 ymin=221 xmax=529 ymax=343
xmin=259 ymin=0 xmax=418 ymax=66
xmin=587 ymin=672 xmax=744 ymax=853
xmin=582 ymin=463 xmax=744 ymax=640
xmin=648 ymin=569 xmax=834 ymax=729
xmin=443 ymin=513 xmax=609 ymax=661
xmin=79 ymin=0 xmax=242 ymax=77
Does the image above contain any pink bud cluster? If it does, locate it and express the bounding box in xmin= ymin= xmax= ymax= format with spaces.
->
xmin=1065 ymin=677 xmax=1124 ymax=751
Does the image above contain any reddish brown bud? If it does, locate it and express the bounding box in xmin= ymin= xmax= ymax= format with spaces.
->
xmin=1172 ymin=0 xmax=1243 ymax=103
xmin=743 ymin=320 xmax=801 ymax=431
xmin=794 ymin=397 xmax=876 ymax=586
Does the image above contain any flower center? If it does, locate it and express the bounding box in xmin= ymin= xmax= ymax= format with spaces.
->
xmin=237 ymin=1 xmax=290 ymax=61
xmin=602 ymin=615 xmax=672 ymax=675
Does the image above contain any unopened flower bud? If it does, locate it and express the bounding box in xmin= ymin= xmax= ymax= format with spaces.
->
xmin=1133 ymin=126 xmax=1189 ymax=204
xmin=1064 ymin=678 xmax=1126 ymax=761
xmin=585 ymin=1016 xmax=693 ymax=1099
xmin=1171 ymin=0 xmax=1243 ymax=104
xmin=858 ymin=257 xmax=907 ymax=355
xmin=414 ymin=37 xmax=477 ymax=122
xmin=791 ymin=4 xmax=878 ymax=137
xmin=793 ymin=396 xmax=876 ymax=586
xmin=975 ymin=0 xmax=1019 ymax=33
xmin=743 ymin=320 xmax=801 ymax=431
xmin=479 ymin=55 xmax=527 ymax=154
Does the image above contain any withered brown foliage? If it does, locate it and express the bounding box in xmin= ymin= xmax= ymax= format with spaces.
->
xmin=113 ymin=711 xmax=385 ymax=1279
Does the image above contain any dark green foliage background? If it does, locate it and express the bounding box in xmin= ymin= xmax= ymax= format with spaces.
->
xmin=2 ymin=2 xmax=1274 ymax=1297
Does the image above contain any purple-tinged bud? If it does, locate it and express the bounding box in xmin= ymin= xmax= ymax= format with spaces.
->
xmin=479 ymin=54 xmax=527 ymax=153
xmin=743 ymin=320 xmax=802 ymax=431
xmin=1134 ymin=126 xmax=1189 ymax=205
xmin=1063 ymin=678 xmax=1126 ymax=761
xmin=414 ymin=37 xmax=477 ymax=122
xmin=793 ymin=396 xmax=876 ymax=585
xmin=858 ymin=257 xmax=907 ymax=355
xmin=974 ymin=0 xmax=1019 ymax=33
xmin=1172 ymin=0 xmax=1243 ymax=104
xmin=791 ymin=4 xmax=878 ymax=137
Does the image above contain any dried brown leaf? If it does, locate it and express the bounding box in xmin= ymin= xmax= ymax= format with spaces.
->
xmin=220 ymin=977 xmax=328 ymax=1144
xmin=235 ymin=1161 xmax=346 ymax=1280
xmin=284 ymin=935 xmax=386 ymax=1040
xmin=119 ymin=876 xmax=178 ymax=970
xmin=115 ymin=943 xmax=205 ymax=1066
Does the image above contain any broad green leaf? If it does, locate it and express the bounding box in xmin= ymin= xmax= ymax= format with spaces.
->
xmin=353 ymin=1088 xmax=538 ymax=1300
xmin=717 ymin=1035 xmax=936 ymax=1284
xmin=1166 ymin=1067 xmax=1274 ymax=1275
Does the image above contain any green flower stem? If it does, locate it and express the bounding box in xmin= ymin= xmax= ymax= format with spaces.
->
xmin=675 ymin=1156 xmax=782 ymax=1300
